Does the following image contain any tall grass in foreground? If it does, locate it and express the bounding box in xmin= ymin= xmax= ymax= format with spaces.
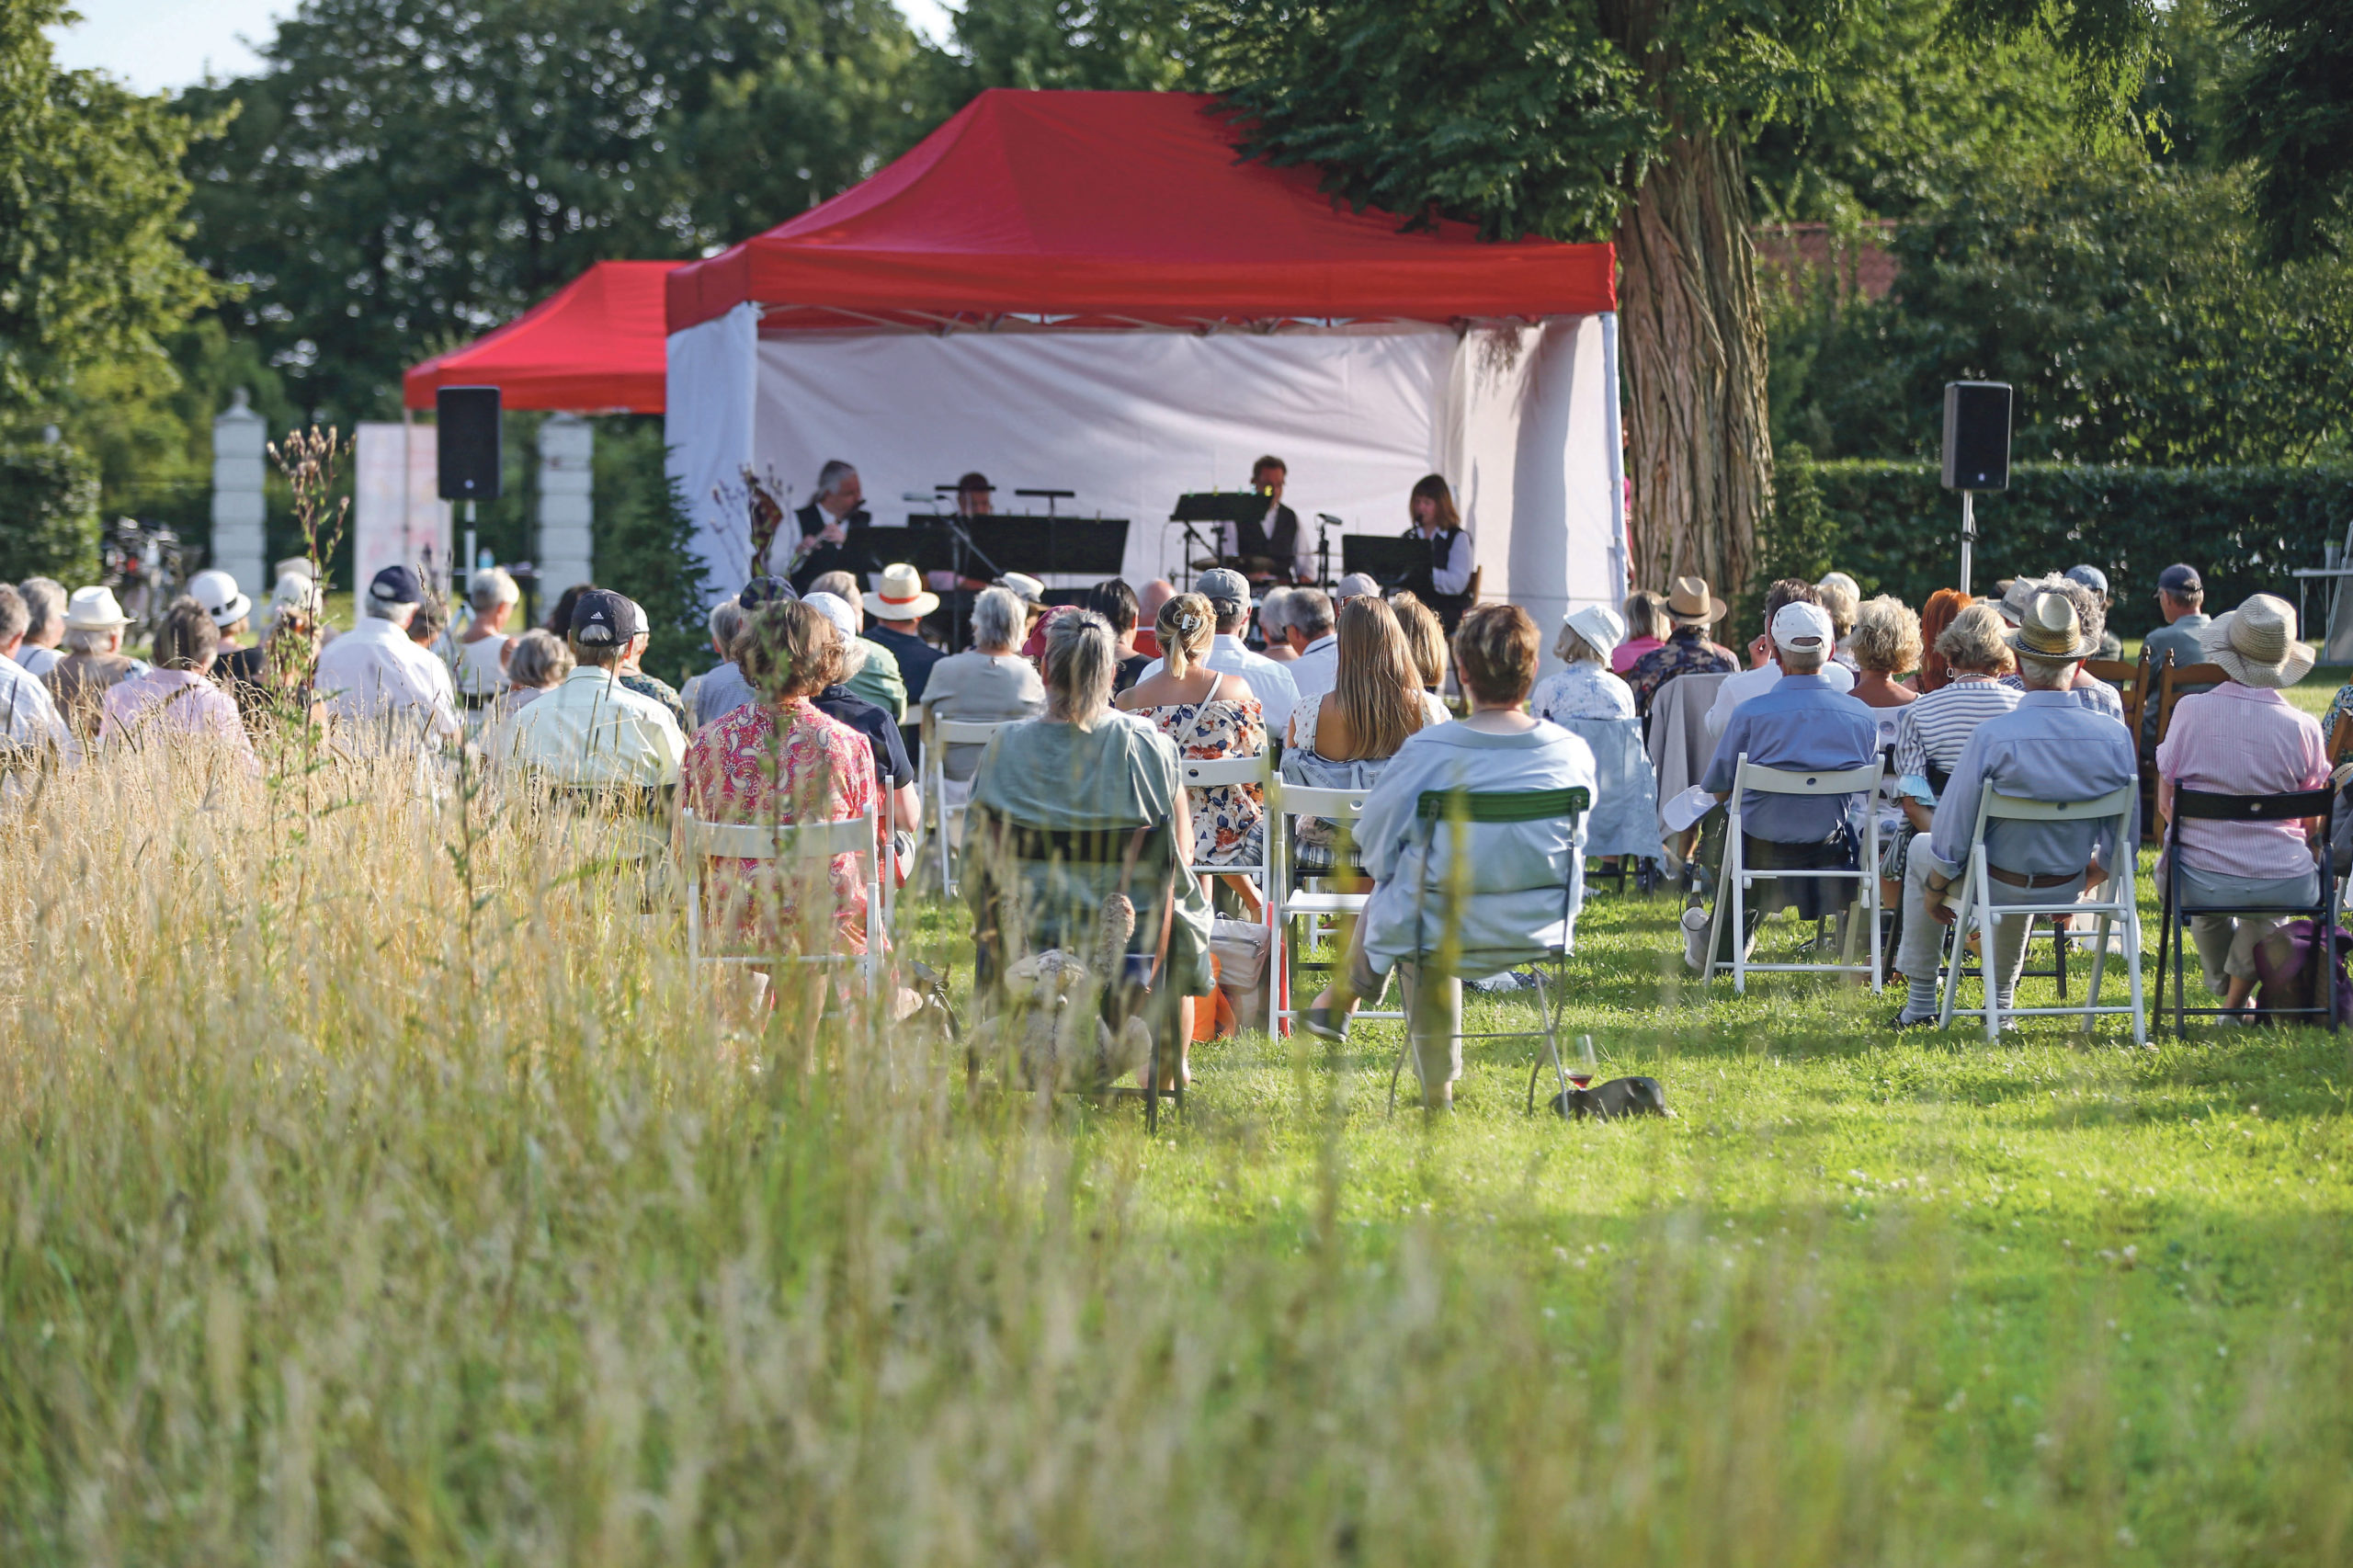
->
xmin=2 ymin=748 xmax=2348 ymax=1564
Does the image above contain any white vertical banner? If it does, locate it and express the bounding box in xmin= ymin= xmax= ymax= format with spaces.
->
xmin=354 ymin=424 xmax=450 ymax=595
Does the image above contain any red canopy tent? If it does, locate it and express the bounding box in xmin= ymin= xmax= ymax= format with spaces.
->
xmin=666 ymin=89 xmax=1615 ymax=333
xmin=404 ymin=259 xmax=673 ymax=414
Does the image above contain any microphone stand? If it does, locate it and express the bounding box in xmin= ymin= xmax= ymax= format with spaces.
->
xmin=1315 ymin=513 xmax=1342 ymax=591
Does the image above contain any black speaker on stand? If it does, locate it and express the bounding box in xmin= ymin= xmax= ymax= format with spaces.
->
xmin=1940 ymin=381 xmax=2011 ymax=597
xmin=436 ymin=385 xmax=501 ymax=602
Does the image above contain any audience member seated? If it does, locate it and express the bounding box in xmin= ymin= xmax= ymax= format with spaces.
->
xmin=1388 ymin=592 xmax=1452 ymax=713
xmin=1116 ymin=591 xmax=1268 ymax=881
xmin=98 ymin=596 xmax=257 ymax=775
xmin=2145 ymin=563 xmax=2211 ymax=676
xmin=1704 ymin=578 xmax=1856 ymax=737
xmin=1002 ymin=574 xmax=1054 ymax=658
xmin=681 ymin=597 xmax=750 ymax=733
xmin=614 ymin=597 xmax=689 ymax=733
xmin=1629 ymin=576 xmax=1738 ymax=717
xmin=1610 ymin=589 xmax=1666 ymax=676
xmin=1696 ymin=601 xmax=1881 ymax=963
xmin=811 ymin=570 xmax=905 ymax=720
xmin=1331 ymin=573 xmax=1381 ymax=608
xmin=484 ymin=630 xmax=571 ymax=727
xmin=1282 ymin=596 xmax=1441 ymax=872
xmin=1133 ymin=578 xmax=1175 ymax=660
xmin=494 ymin=590 xmax=686 ymax=798
xmin=313 ymin=565 xmax=462 ymax=749
xmin=46 ymin=586 xmax=140 ymax=741
xmin=1889 ymin=594 xmax=2137 ymax=1027
xmin=1298 ymin=604 xmax=1597 ymax=1111
xmin=1905 ymin=587 xmax=1972 ymax=694
xmin=1996 ymin=576 xmax=2127 ymax=724
xmin=451 ymin=567 xmax=521 ymax=706
xmin=1088 ymin=579 xmax=1152 ymax=692
xmin=1256 ymin=587 xmax=1299 ymax=664
xmin=2155 ymin=594 xmax=2328 ymax=1021
xmin=188 ymin=568 xmax=257 ymax=674
xmin=924 ymin=585 xmax=1048 ymax=789
xmin=802 ymin=592 xmax=923 ymax=877
xmin=0 ymin=584 xmax=74 ymax=765
xmin=1816 ymin=573 xmax=1861 ymax=671
xmin=2064 ymin=564 xmax=2125 ymax=662
xmin=1848 ymin=595 xmax=1922 ymax=742
xmin=224 ymin=574 xmax=328 ymax=727
xmin=1891 ymin=604 xmax=2020 ymax=845
xmin=861 ymin=563 xmax=945 ymax=704
xmin=13 ymin=577 xmax=65 ymax=679
xmin=679 ymin=598 xmax=882 ymax=963
xmin=1132 ymin=569 xmax=1299 ymax=737
xmin=1277 ymin=588 xmax=1339 ymax=710
xmin=1530 ymin=605 xmax=1636 ymax=722
xmin=964 ymin=609 xmax=1215 ymax=1084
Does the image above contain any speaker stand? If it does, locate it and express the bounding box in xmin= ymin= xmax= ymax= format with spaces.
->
xmin=1956 ymin=490 xmax=1977 ymax=599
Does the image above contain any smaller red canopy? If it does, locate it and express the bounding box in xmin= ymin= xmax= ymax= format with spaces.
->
xmin=404 ymin=260 xmax=673 ymax=414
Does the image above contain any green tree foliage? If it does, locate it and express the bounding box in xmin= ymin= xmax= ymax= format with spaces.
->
xmin=1769 ymin=159 xmax=2353 ymax=465
xmin=176 ymin=0 xmax=944 ymax=424
xmin=948 ymin=0 xmax=1197 ymax=92
xmin=2218 ymin=0 xmax=2353 ymax=260
xmin=0 ymin=440 xmax=102 ymax=584
xmin=0 ymin=0 xmax=223 ymax=426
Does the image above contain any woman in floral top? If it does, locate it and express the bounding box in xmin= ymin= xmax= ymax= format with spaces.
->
xmin=679 ymin=598 xmax=879 ymax=957
xmin=1115 ymin=591 xmax=1267 ymax=893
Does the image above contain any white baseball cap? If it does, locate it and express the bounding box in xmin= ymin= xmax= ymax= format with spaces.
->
xmin=1334 ymin=572 xmax=1381 ymax=602
xmin=1770 ymin=600 xmax=1836 ymax=652
xmin=803 ymin=591 xmax=861 ymax=646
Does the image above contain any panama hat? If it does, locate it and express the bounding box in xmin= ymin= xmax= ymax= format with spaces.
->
xmin=998 ymin=572 xmax=1049 ymax=610
xmin=1564 ymin=603 xmax=1626 ymax=660
xmin=863 ymin=562 xmax=940 ymax=621
xmin=63 ymin=585 xmax=132 ymax=631
xmin=2003 ymin=592 xmax=2097 ymax=661
xmin=1665 ymin=575 xmax=1727 ymax=623
xmin=188 ymin=567 xmax=254 ymax=628
xmin=2200 ymin=594 xmax=2313 ymax=688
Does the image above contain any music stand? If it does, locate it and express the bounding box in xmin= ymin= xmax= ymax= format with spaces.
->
xmin=1341 ymin=534 xmax=1428 ymax=591
xmin=1168 ymin=493 xmax=1267 ymax=589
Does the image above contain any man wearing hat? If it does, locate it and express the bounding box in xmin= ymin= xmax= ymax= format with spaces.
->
xmin=2154 ymin=594 xmax=2329 ymax=1017
xmin=188 ymin=568 xmax=256 ymax=649
xmin=0 ymin=583 xmax=74 ymax=763
xmin=863 ymin=562 xmax=945 ymax=704
xmin=1889 ymin=592 xmax=2138 ymax=1028
xmin=1131 ymin=567 xmax=1299 ymax=735
xmin=494 ymin=589 xmax=686 ymax=790
xmin=1704 ymin=578 xmax=1856 ymax=738
xmin=1333 ymin=572 xmax=1383 ymax=607
xmin=2143 ymin=564 xmax=2211 ymax=682
xmin=1694 ymin=601 xmax=1882 ymax=962
xmin=45 ymin=586 xmax=142 ymax=741
xmin=313 ymin=564 xmax=462 ymax=745
xmin=1627 ymin=575 xmax=1738 ymax=718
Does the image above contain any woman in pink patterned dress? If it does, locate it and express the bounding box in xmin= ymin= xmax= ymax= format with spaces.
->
xmin=1114 ymin=590 xmax=1267 ymax=911
xmin=679 ymin=599 xmax=879 ymax=957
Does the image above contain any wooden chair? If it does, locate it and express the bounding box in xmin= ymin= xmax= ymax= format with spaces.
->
xmin=2084 ymin=654 xmax=2144 ymax=734
xmin=2155 ymin=660 xmax=2229 ymax=747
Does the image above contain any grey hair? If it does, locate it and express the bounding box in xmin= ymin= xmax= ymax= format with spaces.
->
xmin=2050 ymin=578 xmax=2107 ymax=648
xmin=63 ymin=625 xmax=119 ymax=654
xmin=0 ymin=585 xmax=25 ymax=646
xmin=18 ymin=578 xmax=63 ymax=640
xmin=971 ymin=585 xmax=1024 ymax=653
xmin=362 ymin=595 xmax=412 ymax=622
xmin=1287 ymin=587 xmax=1336 ymax=639
xmin=505 ymin=628 xmax=573 ymax=688
xmin=812 ymin=460 xmax=857 ymax=503
xmin=2017 ymin=652 xmax=2077 ymax=689
xmin=1256 ymin=586 xmax=1291 ymax=638
xmin=1777 ymin=639 xmax=1828 ymax=674
xmin=1041 ymin=608 xmax=1117 ymax=730
xmin=708 ymin=598 xmax=745 ymax=650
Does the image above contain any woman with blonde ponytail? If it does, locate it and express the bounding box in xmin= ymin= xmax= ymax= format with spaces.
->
xmin=1117 ymin=591 xmax=1268 ymax=894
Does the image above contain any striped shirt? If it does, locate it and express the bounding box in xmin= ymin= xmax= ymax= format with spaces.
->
xmin=1893 ymin=677 xmax=2020 ymax=801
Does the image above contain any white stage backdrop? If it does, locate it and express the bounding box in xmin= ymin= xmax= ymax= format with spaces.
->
xmin=353 ymin=422 xmax=449 ymax=596
xmin=666 ymin=314 xmax=1623 ymax=664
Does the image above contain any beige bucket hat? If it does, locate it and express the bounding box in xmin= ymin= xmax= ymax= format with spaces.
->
xmin=2200 ymin=594 xmax=2314 ymax=688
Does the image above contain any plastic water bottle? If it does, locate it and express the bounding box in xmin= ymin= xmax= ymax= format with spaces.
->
xmin=1681 ymin=906 xmax=1711 ymax=972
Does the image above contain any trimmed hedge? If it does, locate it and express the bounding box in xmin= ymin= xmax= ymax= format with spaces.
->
xmin=0 ymin=444 xmax=103 ymax=586
xmin=1813 ymin=461 xmax=2353 ymax=640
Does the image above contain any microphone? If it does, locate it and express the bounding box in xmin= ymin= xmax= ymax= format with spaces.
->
xmin=1316 ymin=513 xmax=1344 ymax=527
xmin=902 ymin=491 xmax=936 ymax=503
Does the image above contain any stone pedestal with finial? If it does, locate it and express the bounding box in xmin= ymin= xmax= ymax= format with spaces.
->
xmin=210 ymin=389 xmax=269 ymax=597
xmin=537 ymin=415 xmax=595 ymax=593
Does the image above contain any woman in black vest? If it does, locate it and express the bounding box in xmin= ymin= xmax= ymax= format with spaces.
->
xmin=1397 ymin=473 xmax=1472 ymax=631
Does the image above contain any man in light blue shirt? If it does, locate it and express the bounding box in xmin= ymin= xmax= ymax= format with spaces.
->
xmin=1696 ymin=601 xmax=1881 ymax=960
xmin=1891 ymin=592 xmax=2138 ymax=1026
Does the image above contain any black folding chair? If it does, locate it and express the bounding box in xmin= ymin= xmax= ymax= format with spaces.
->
xmin=2156 ymin=785 xmax=2338 ymax=1036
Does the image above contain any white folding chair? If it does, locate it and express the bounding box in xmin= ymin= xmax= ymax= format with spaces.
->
xmin=1938 ymin=784 xmax=2144 ymax=1043
xmin=1706 ymin=754 xmax=1884 ymax=994
xmin=1266 ymin=777 xmax=1405 ymax=1038
xmin=920 ymin=714 xmax=1015 ymax=893
xmin=680 ymin=806 xmax=883 ymax=1004
xmin=1179 ymin=751 xmax=1274 ymax=884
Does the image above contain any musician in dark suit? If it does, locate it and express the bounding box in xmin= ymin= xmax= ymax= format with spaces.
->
xmin=1220 ymin=455 xmax=1313 ymax=585
xmin=787 ymin=459 xmax=872 ymax=594
xmin=923 ymin=469 xmax=996 ymax=649
xmin=1396 ymin=472 xmax=1473 ymax=632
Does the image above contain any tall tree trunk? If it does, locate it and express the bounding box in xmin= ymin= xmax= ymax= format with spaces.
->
xmin=1614 ymin=130 xmax=1773 ymax=613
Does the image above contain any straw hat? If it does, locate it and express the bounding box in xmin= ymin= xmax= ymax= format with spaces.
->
xmin=1563 ymin=604 xmax=1626 ymax=660
xmin=63 ymin=585 xmax=131 ymax=631
xmin=1665 ymin=575 xmax=1727 ymax=622
xmin=2200 ymin=594 xmax=2313 ymax=688
xmin=2003 ymin=592 xmax=2097 ymax=661
xmin=863 ymin=562 xmax=940 ymax=621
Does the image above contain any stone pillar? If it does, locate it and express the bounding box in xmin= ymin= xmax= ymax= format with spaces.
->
xmin=210 ymin=389 xmax=269 ymax=597
xmin=537 ymin=415 xmax=594 ymax=591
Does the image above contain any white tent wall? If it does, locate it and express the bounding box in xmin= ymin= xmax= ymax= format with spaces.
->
xmin=666 ymin=312 xmax=1622 ymax=671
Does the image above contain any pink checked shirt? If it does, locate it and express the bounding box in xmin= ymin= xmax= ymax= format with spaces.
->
xmin=2155 ymin=682 xmax=2327 ymax=880
xmin=99 ymin=667 xmax=258 ymax=775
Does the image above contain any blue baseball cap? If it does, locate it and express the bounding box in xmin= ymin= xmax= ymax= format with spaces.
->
xmin=367 ymin=563 xmax=426 ymax=608
xmin=2063 ymin=563 xmax=2109 ymax=596
xmin=737 ymin=575 xmax=796 ymax=609
xmin=2157 ymin=563 xmax=2202 ymax=596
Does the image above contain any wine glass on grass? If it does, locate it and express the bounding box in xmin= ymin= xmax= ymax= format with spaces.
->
xmin=1569 ymin=1033 xmax=1597 ymax=1091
